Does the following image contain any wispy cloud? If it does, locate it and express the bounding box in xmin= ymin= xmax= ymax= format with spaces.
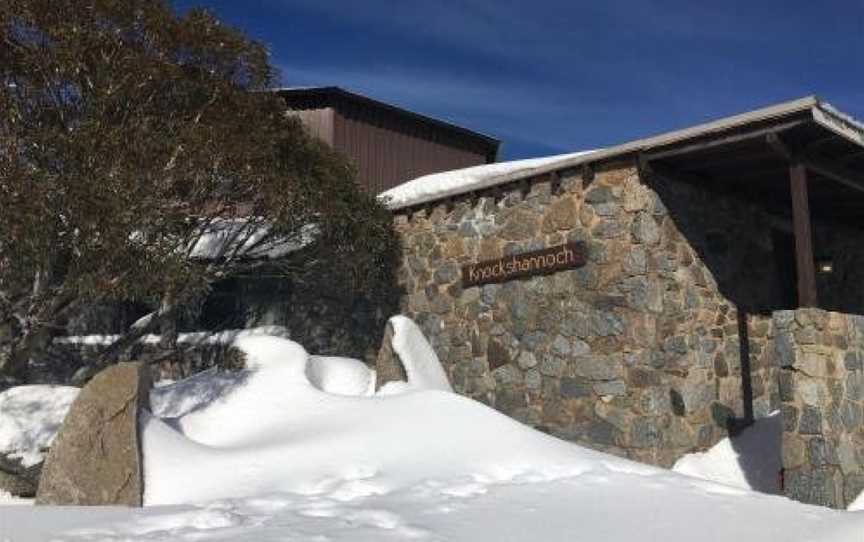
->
xmin=262 ymin=0 xmax=863 ymax=158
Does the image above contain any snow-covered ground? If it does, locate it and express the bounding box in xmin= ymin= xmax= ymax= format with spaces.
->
xmin=2 ymin=318 xmax=864 ymax=541
xmin=673 ymin=410 xmax=783 ymax=494
xmin=0 ymin=385 xmax=79 ymax=468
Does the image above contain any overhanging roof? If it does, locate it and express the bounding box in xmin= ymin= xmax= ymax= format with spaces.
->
xmin=386 ymin=96 xmax=864 ymax=222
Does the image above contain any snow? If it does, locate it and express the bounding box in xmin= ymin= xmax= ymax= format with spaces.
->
xmin=850 ymin=490 xmax=864 ymax=511
xmin=0 ymin=489 xmax=31 ymax=506
xmin=54 ymin=325 xmax=291 ymax=347
xmin=672 ymin=411 xmax=783 ymax=494
xmin=821 ymin=102 xmax=864 ymax=135
xmin=388 ymin=315 xmax=452 ymax=392
xmin=379 ymin=150 xmax=598 ymax=209
xmin=188 ymin=221 xmax=318 ymax=260
xmin=0 ymin=385 xmax=79 ymax=467
xmin=3 ymin=320 xmax=864 ymax=540
xmin=306 ymin=356 xmax=376 ymax=396
xmin=141 ymin=334 xmax=595 ymax=505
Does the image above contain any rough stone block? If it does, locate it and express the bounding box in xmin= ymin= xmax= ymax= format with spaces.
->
xmin=798 ymin=406 xmax=823 ymax=435
xmin=778 ymin=370 xmax=795 ymax=402
xmin=808 ymin=437 xmax=837 ymax=467
xmin=840 ymin=400 xmax=863 ymax=432
xmin=495 ymin=388 xmax=527 ymax=413
xmin=630 ymin=418 xmax=662 ymax=448
xmin=593 ymin=380 xmax=626 ymax=397
xmin=845 ymin=351 xmax=863 ymax=371
xmin=784 ymin=467 xmax=843 ymax=509
xmin=774 ymin=332 xmax=796 ymax=368
xmin=36 ymin=362 xmax=151 ymax=506
xmin=781 ymin=404 xmax=799 ymax=432
xmin=572 ymin=354 xmax=624 ymax=381
xmin=540 ymin=356 xmax=566 ymax=378
xmin=375 ymin=321 xmax=406 ymax=390
xmin=542 ymin=198 xmax=578 ymax=232
xmin=846 ymin=372 xmax=864 ymax=401
xmin=585 ymin=185 xmax=615 ymax=204
xmin=586 ymin=419 xmax=620 ymax=446
xmin=631 ymin=212 xmax=660 ymax=245
xmin=560 ymin=377 xmax=592 ymax=399
xmin=782 ymin=435 xmax=807 ymax=469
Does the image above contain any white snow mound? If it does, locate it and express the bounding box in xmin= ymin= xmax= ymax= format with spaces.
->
xmin=0 ymin=385 xmax=79 ymax=467
xmin=5 ymin=319 xmax=864 ymax=541
xmin=143 ymin=333 xmax=601 ymax=505
xmin=387 ymin=315 xmax=452 ymax=392
xmin=306 ymin=356 xmax=376 ymax=396
xmin=673 ymin=411 xmax=783 ymax=494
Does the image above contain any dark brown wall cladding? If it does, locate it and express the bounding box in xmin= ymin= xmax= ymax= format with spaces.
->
xmin=332 ymin=105 xmax=487 ymax=194
xmin=280 ymin=88 xmax=499 ymax=195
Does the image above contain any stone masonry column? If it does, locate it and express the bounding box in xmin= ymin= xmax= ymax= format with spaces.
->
xmin=775 ymin=308 xmax=864 ymax=508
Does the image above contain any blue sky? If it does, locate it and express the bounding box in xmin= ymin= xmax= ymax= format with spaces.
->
xmin=173 ymin=0 xmax=863 ymax=160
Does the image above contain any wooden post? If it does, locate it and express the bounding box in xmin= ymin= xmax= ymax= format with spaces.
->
xmin=789 ymin=163 xmax=819 ymax=307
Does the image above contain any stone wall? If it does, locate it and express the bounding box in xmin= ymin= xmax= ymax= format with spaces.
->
xmin=394 ymin=160 xmax=782 ymax=467
xmin=777 ymin=308 xmax=864 ymax=508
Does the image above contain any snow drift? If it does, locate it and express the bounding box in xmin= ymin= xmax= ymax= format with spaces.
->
xmin=0 ymin=385 xmax=79 ymax=468
xmin=142 ymin=333 xmax=597 ymax=505
xmin=3 ymin=317 xmax=864 ymax=541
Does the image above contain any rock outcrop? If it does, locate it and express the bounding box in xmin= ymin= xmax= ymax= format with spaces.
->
xmin=35 ymin=362 xmax=151 ymax=506
xmin=375 ymin=321 xmax=407 ymax=390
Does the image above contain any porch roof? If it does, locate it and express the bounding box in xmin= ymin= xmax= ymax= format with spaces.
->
xmin=386 ymin=96 xmax=864 ymax=223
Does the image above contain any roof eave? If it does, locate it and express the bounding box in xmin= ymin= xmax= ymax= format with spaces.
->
xmin=388 ymin=96 xmax=863 ymax=211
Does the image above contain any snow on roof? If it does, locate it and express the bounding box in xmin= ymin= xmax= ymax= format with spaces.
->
xmin=380 ymin=96 xmax=864 ymax=211
xmin=379 ymin=150 xmax=599 ymax=210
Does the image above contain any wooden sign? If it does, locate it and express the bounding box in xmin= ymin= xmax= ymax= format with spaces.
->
xmin=461 ymin=242 xmax=587 ymax=288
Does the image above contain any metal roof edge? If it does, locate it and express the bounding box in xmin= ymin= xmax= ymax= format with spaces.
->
xmin=812 ymin=102 xmax=864 ymax=148
xmin=389 ymin=96 xmax=832 ymax=211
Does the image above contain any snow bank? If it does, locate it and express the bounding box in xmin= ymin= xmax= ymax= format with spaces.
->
xmin=306 ymin=356 xmax=376 ymax=396
xmin=54 ymin=325 xmax=291 ymax=347
xmin=379 ymin=150 xmax=598 ymax=209
xmin=5 ymin=328 xmax=864 ymax=541
xmin=387 ymin=315 xmax=452 ymax=392
xmin=0 ymin=489 xmax=32 ymax=506
xmin=142 ymin=334 xmax=603 ymax=505
xmin=673 ymin=411 xmax=783 ymax=494
xmin=0 ymin=385 xmax=79 ymax=467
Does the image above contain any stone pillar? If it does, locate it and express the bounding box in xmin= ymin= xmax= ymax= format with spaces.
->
xmin=776 ymin=308 xmax=864 ymax=508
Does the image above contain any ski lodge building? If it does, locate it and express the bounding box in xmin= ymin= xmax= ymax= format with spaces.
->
xmin=381 ymin=96 xmax=864 ymax=508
